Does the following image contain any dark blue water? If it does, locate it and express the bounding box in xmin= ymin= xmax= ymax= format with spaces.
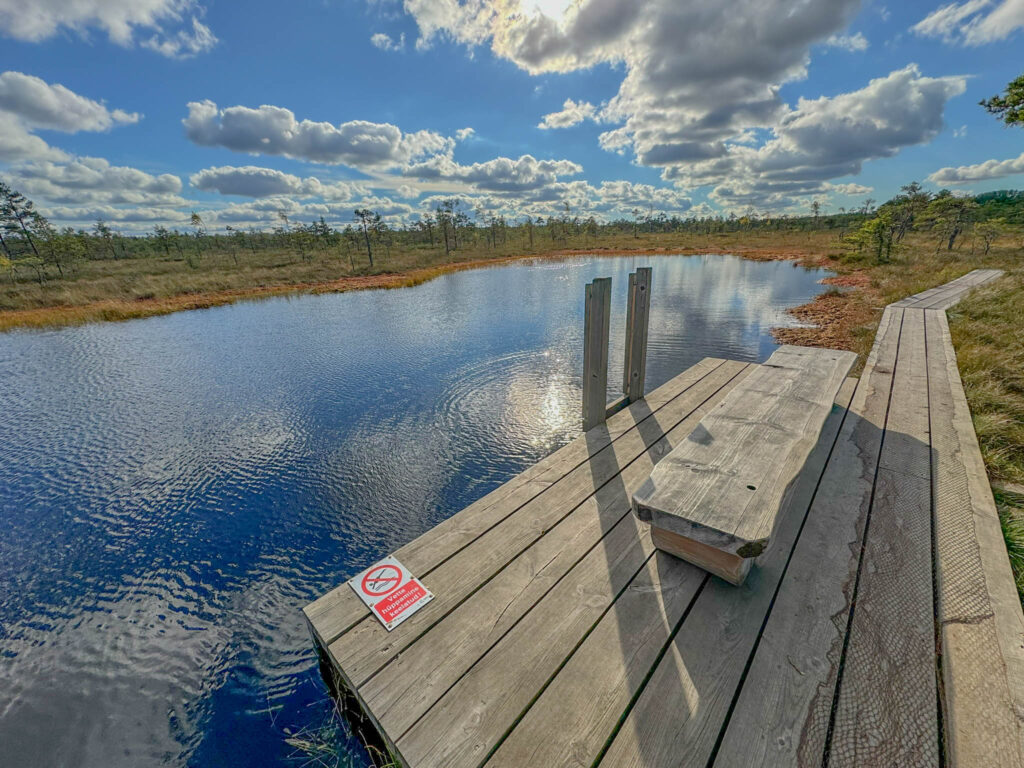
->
xmin=0 ymin=254 xmax=830 ymax=767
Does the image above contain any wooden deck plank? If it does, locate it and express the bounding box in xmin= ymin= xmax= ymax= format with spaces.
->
xmin=327 ymin=361 xmax=752 ymax=690
xmin=633 ymin=345 xmax=855 ymax=559
xmin=827 ymin=307 xmax=938 ymax=768
xmin=893 ymin=269 xmax=1003 ymax=310
xmin=711 ymin=306 xmax=904 ymax=767
xmin=355 ymin=363 xmax=756 ymax=739
xmin=928 ymin=310 xmax=1024 ymax=766
xmin=891 ymin=277 xmax=966 ymax=308
xmin=396 ymin=538 xmax=706 ymax=768
xmin=304 ymin=358 xmax=727 ymax=645
xmin=564 ymin=378 xmax=854 ymax=768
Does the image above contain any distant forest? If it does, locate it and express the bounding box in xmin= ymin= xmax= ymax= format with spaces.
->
xmin=1 ymin=180 xmax=1022 ymax=285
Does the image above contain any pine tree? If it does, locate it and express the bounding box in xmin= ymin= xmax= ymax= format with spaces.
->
xmin=1 ymin=181 xmax=41 ymax=256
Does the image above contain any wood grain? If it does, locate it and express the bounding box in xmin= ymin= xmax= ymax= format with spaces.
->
xmin=633 ymin=345 xmax=855 ymax=556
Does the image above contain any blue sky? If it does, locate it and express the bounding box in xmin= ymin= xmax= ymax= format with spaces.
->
xmin=0 ymin=0 xmax=1022 ymax=232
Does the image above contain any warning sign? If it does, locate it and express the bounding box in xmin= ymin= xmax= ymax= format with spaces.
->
xmin=348 ymin=555 xmax=433 ymax=631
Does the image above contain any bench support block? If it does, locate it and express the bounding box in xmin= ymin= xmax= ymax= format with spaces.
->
xmin=651 ymin=526 xmax=753 ymax=585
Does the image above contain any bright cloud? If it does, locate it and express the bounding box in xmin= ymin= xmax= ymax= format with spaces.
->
xmin=45 ymin=204 xmax=190 ymax=223
xmin=0 ymin=113 xmax=69 ymax=163
xmin=666 ymin=65 xmax=966 ymax=208
xmin=0 ymin=72 xmax=141 ymax=165
xmin=15 ymin=157 xmax=181 ymax=204
xmin=394 ymin=0 xmax=966 ymax=211
xmin=0 ymin=0 xmax=217 ymax=56
xmin=0 ymin=71 xmax=140 ymax=132
xmin=189 ymin=165 xmax=365 ymax=200
xmin=402 ymin=0 xmax=861 ymax=173
xmin=912 ymin=0 xmax=1024 ymax=45
xmin=183 ymin=100 xmax=455 ymax=169
xmin=538 ymin=99 xmax=597 ymax=130
xmin=209 ymin=195 xmax=413 ymax=226
xmin=928 ymin=151 xmax=1024 ymax=183
xmin=403 ymin=154 xmax=582 ymax=192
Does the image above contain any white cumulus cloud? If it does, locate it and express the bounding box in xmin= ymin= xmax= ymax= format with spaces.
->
xmin=538 ymin=98 xmax=597 ymax=130
xmin=0 ymin=71 xmax=140 ymax=132
xmin=189 ymin=165 xmax=365 ymax=200
xmin=0 ymin=71 xmax=141 ymax=164
xmin=183 ymin=100 xmax=455 ymax=169
xmin=401 ymin=0 xmax=861 ymax=173
xmin=928 ymin=151 xmax=1024 ymax=184
xmin=0 ymin=0 xmax=218 ymax=57
xmin=667 ymin=65 xmax=966 ymax=209
xmin=403 ymin=153 xmax=582 ymax=192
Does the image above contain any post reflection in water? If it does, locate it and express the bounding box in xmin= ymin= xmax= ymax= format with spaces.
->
xmin=0 ymin=253 xmax=831 ymax=767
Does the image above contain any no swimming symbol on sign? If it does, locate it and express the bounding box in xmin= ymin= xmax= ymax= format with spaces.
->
xmin=349 ymin=555 xmax=434 ymax=631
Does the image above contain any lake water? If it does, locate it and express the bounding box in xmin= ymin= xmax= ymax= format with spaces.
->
xmin=0 ymin=253 xmax=831 ymax=767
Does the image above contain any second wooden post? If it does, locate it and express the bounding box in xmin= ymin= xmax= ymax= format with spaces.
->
xmin=582 ymin=277 xmax=612 ymax=431
xmin=623 ymin=267 xmax=652 ymax=403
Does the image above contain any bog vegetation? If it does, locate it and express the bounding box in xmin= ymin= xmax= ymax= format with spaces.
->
xmin=2 ymin=178 xmax=1023 ymax=307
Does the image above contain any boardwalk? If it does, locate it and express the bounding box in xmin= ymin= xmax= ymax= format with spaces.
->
xmin=304 ymin=269 xmax=1023 ymax=768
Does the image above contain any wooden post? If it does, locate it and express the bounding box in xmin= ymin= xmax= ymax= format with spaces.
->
xmin=582 ymin=277 xmax=611 ymax=431
xmin=623 ymin=267 xmax=652 ymax=403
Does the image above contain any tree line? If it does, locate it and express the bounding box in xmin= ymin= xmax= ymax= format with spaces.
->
xmin=2 ymin=179 xmax=1022 ymax=286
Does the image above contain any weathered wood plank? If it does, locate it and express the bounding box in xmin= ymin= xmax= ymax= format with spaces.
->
xmin=623 ymin=267 xmax=652 ymax=402
xmin=827 ymin=307 xmax=938 ymax=768
xmin=623 ymin=270 xmax=636 ymax=395
xmin=398 ymin=547 xmax=706 ymax=768
xmin=712 ymin=306 xmax=903 ymax=767
xmin=304 ymin=357 xmax=727 ymax=645
xmin=327 ymin=361 xmax=753 ymax=689
xmin=632 ymin=345 xmax=855 ymax=560
xmin=927 ymin=310 xmax=1024 ymax=766
xmin=504 ymin=378 xmax=855 ymax=768
xmin=892 ymin=269 xmax=1003 ymax=310
xmin=355 ymin=362 xmax=756 ymax=739
xmin=583 ymin=277 xmax=612 ymax=431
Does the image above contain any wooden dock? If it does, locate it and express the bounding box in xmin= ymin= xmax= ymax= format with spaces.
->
xmin=304 ymin=268 xmax=1023 ymax=768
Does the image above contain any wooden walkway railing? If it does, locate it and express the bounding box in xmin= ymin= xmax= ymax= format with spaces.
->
xmin=303 ymin=268 xmax=1022 ymax=768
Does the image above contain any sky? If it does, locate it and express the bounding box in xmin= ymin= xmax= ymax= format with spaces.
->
xmin=0 ymin=0 xmax=1022 ymax=233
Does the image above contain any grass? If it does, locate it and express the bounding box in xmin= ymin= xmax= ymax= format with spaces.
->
xmin=994 ymin=488 xmax=1024 ymax=602
xmin=948 ymin=275 xmax=1024 ymax=487
xmin=274 ymin=686 xmax=402 ymax=768
xmin=281 ymin=715 xmax=399 ymax=768
xmin=946 ymin=275 xmax=1024 ymax=604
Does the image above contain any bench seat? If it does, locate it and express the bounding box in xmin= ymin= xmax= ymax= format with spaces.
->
xmin=631 ymin=344 xmax=856 ymax=584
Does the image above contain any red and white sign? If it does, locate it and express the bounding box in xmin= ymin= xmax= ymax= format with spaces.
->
xmin=348 ymin=555 xmax=433 ymax=631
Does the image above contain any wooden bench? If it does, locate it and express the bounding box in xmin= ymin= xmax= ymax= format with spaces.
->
xmin=631 ymin=345 xmax=856 ymax=584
